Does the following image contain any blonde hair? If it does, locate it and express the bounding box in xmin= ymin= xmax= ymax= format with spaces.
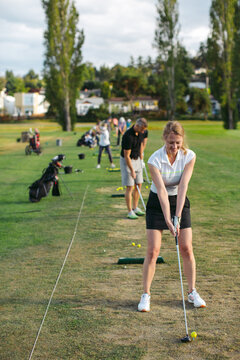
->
xmin=163 ymin=121 xmax=187 ymax=154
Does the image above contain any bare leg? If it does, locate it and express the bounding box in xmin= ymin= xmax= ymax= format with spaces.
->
xmin=142 ymin=229 xmax=162 ymax=294
xmin=125 ymin=186 xmax=133 ymax=212
xmin=179 ymin=228 xmax=196 ymax=292
xmin=132 ymin=183 xmax=141 ymax=209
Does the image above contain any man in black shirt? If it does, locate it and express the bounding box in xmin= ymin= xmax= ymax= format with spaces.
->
xmin=120 ymin=118 xmax=148 ymax=219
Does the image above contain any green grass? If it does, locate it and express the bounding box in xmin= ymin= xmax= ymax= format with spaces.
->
xmin=0 ymin=120 xmax=240 ymax=359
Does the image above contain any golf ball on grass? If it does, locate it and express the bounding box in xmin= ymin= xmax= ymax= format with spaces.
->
xmin=191 ymin=331 xmax=197 ymax=340
xmin=137 ymin=244 xmax=141 ymax=248
xmin=132 ymin=242 xmax=135 ymax=246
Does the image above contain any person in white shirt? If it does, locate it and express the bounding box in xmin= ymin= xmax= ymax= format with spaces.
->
xmin=138 ymin=121 xmax=206 ymax=312
xmin=96 ymin=123 xmax=115 ymax=169
xmin=117 ymin=116 xmax=126 ymax=146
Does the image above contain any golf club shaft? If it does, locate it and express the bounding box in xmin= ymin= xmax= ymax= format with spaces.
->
xmin=144 ymin=165 xmax=150 ymax=184
xmin=175 ymin=235 xmax=189 ymax=336
xmin=136 ymin=184 xmax=146 ymax=211
xmin=58 ymin=174 xmax=74 ymax=199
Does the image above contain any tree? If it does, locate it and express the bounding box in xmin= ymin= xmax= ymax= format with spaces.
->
xmin=5 ymin=70 xmax=26 ymax=96
xmin=96 ymin=65 xmax=112 ymax=82
xmin=110 ymin=66 xmax=146 ymax=106
xmin=42 ymin=0 xmax=85 ymax=131
xmin=232 ymin=1 xmax=240 ymax=102
xmin=208 ymin=0 xmax=239 ymax=129
xmin=175 ymin=44 xmax=193 ymax=114
xmin=189 ymin=88 xmax=211 ymax=119
xmin=100 ymin=81 xmax=111 ymax=99
xmin=120 ymin=73 xmax=145 ymax=106
xmin=23 ymin=69 xmax=44 ymax=91
xmin=154 ymin=0 xmax=180 ymax=120
xmin=0 ymin=77 xmax=5 ymax=91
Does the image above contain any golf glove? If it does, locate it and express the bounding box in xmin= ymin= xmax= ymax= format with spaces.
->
xmin=172 ymin=215 xmax=181 ymax=233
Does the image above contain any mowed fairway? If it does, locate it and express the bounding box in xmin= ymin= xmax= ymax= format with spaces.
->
xmin=0 ymin=121 xmax=239 ymax=360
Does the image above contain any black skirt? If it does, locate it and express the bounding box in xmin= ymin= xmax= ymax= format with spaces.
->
xmin=146 ymin=191 xmax=191 ymax=230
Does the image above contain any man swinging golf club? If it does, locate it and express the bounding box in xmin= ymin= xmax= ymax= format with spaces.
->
xmin=138 ymin=121 xmax=206 ymax=312
xmin=120 ymin=118 xmax=148 ymax=219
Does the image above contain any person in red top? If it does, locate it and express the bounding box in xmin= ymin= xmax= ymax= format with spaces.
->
xmin=34 ymin=128 xmax=40 ymax=149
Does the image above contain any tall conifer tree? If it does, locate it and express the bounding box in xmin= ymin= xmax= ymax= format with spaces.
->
xmin=42 ymin=0 xmax=84 ymax=131
xmin=208 ymin=0 xmax=239 ymax=129
xmin=154 ymin=0 xmax=180 ymax=120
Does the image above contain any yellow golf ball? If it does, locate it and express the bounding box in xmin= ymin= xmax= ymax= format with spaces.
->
xmin=146 ymin=185 xmax=149 ymax=189
xmin=137 ymin=244 xmax=141 ymax=248
xmin=191 ymin=331 xmax=197 ymax=339
xmin=132 ymin=242 xmax=135 ymax=246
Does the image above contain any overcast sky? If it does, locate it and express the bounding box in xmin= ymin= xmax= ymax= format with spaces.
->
xmin=0 ymin=0 xmax=212 ymax=77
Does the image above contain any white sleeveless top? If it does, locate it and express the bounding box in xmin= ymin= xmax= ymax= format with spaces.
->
xmin=148 ymin=145 xmax=196 ymax=195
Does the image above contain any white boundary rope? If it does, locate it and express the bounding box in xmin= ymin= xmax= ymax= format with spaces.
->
xmin=29 ymin=185 xmax=89 ymax=360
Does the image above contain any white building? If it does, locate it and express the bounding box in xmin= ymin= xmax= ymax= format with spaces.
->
xmin=0 ymin=89 xmax=17 ymax=115
xmin=108 ymin=96 xmax=158 ymax=114
xmin=189 ymin=81 xmax=206 ymax=89
xmin=14 ymin=92 xmax=49 ymax=116
xmin=76 ymin=96 xmax=104 ymax=115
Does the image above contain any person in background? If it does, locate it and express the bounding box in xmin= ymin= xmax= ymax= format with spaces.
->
xmin=96 ymin=123 xmax=115 ymax=169
xmin=92 ymin=120 xmax=101 ymax=145
xmin=29 ymin=128 xmax=40 ymax=149
xmin=34 ymin=128 xmax=40 ymax=149
xmin=112 ymin=117 xmax=118 ymax=137
xmin=138 ymin=121 xmax=206 ymax=312
xmin=120 ymin=118 xmax=148 ymax=219
xmin=117 ymin=116 xmax=126 ymax=146
xmin=106 ymin=116 xmax=112 ymax=133
xmin=126 ymin=118 xmax=132 ymax=129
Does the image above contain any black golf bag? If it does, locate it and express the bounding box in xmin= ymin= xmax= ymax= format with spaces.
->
xmin=29 ymin=155 xmax=65 ymax=202
xmin=76 ymin=131 xmax=97 ymax=148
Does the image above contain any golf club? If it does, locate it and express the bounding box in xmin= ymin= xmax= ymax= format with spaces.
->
xmin=136 ymin=184 xmax=146 ymax=211
xmin=175 ymin=232 xmax=191 ymax=343
xmin=143 ymin=164 xmax=150 ymax=184
xmin=58 ymin=173 xmax=74 ymax=199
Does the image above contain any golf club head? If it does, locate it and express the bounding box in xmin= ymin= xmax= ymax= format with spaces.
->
xmin=181 ymin=335 xmax=191 ymax=343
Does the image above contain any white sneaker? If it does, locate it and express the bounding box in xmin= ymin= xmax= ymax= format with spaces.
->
xmin=96 ymin=164 xmax=101 ymax=169
xmin=138 ymin=293 xmax=150 ymax=312
xmin=188 ymin=289 xmax=206 ymax=308
xmin=127 ymin=210 xmax=138 ymax=220
xmin=110 ymin=163 xmax=116 ymax=168
xmin=133 ymin=207 xmax=145 ymax=216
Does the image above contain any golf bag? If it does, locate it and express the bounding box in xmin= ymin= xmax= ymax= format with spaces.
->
xmin=76 ymin=130 xmax=97 ymax=148
xmin=29 ymin=155 xmax=65 ymax=202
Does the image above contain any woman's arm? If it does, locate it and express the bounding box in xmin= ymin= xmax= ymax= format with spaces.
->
xmin=175 ymin=156 xmax=196 ymax=218
xmin=148 ymin=164 xmax=175 ymax=236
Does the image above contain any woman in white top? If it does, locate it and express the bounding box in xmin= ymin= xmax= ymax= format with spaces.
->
xmin=96 ymin=123 xmax=115 ymax=169
xmin=138 ymin=121 xmax=206 ymax=312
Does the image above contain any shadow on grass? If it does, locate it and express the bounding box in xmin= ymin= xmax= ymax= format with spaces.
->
xmin=160 ymin=299 xmax=196 ymax=311
xmin=0 ymin=296 xmax=137 ymax=312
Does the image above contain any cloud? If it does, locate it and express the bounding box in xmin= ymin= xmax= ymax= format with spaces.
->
xmin=180 ymin=26 xmax=210 ymax=55
xmin=80 ymin=0 xmax=157 ymax=67
xmin=0 ymin=17 xmax=44 ymax=76
xmin=0 ymin=0 xmax=211 ymax=75
xmin=0 ymin=0 xmax=44 ymax=27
